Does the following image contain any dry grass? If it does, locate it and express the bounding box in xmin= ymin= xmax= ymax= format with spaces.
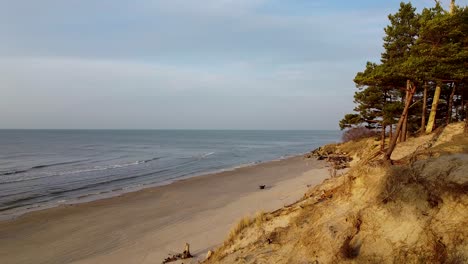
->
xmin=226 ymin=216 xmax=253 ymax=244
xmin=430 ymin=134 xmax=468 ymax=155
xmin=205 ymin=124 xmax=468 ymax=264
xmin=254 ymin=211 xmax=266 ymax=228
xmin=319 ymin=143 xmax=339 ymax=155
xmin=380 ymin=151 xmax=468 ymax=207
xmin=339 ymin=137 xmax=378 ymax=155
xmin=225 ymin=211 xmax=267 ymax=245
xmin=380 ymin=166 xmax=414 ymax=204
xmin=446 ymin=253 xmax=468 ymax=264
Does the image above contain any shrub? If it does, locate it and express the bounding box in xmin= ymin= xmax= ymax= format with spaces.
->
xmin=342 ymin=127 xmax=379 ymax=142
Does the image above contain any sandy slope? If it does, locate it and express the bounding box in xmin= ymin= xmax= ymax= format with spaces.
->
xmin=205 ymin=123 xmax=468 ymax=263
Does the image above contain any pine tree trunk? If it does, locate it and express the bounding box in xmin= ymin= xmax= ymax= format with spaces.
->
xmin=446 ymin=83 xmax=456 ymax=125
xmin=426 ymin=85 xmax=441 ymax=134
xmin=399 ymin=91 xmax=405 ymax=143
xmin=403 ymin=115 xmax=408 ymax=141
xmin=385 ymin=83 xmax=417 ymax=161
xmin=400 ymin=80 xmax=410 ymax=142
xmin=465 ymin=102 xmax=468 ymax=134
xmin=421 ymin=82 xmax=428 ymax=134
xmin=389 ymin=124 xmax=393 ymax=141
xmin=381 ymin=124 xmax=386 ymax=151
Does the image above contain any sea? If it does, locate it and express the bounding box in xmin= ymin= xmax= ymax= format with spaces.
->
xmin=0 ymin=130 xmax=341 ymax=219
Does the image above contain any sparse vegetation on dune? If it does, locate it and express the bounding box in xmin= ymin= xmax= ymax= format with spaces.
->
xmin=341 ymin=127 xmax=379 ymax=143
xmin=226 ymin=216 xmax=254 ymax=245
xmin=204 ymin=1 xmax=468 ymax=261
xmin=204 ymin=122 xmax=468 ymax=263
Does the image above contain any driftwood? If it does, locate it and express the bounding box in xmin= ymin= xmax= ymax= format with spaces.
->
xmin=326 ymin=154 xmax=352 ymax=170
xmin=306 ymin=146 xmax=352 ymax=177
xmin=205 ymin=250 xmax=213 ymax=260
xmin=162 ymin=243 xmax=193 ymax=264
xmin=326 ymin=154 xmax=352 ymax=178
xmin=305 ymin=145 xmax=336 ymax=160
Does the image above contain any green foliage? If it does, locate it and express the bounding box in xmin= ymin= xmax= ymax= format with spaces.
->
xmin=339 ymin=114 xmax=363 ymax=130
xmin=406 ymin=5 xmax=468 ymax=82
xmin=340 ymin=1 xmax=468 ymax=133
xmin=382 ymin=2 xmax=420 ymax=66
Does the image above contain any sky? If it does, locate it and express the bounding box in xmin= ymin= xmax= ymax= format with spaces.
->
xmin=0 ymin=0 xmax=466 ymax=130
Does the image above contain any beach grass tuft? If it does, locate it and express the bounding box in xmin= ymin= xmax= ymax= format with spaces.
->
xmin=255 ymin=211 xmax=266 ymax=227
xmin=226 ymin=215 xmax=253 ymax=243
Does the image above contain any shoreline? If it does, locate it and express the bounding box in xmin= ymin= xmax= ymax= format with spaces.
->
xmin=0 ymin=152 xmax=309 ymax=222
xmin=0 ymin=154 xmax=330 ymax=264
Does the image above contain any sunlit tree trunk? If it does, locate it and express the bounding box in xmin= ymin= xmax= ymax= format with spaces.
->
xmin=385 ymin=83 xmax=417 ymax=161
xmin=426 ymin=84 xmax=441 ymax=134
xmin=421 ymin=82 xmax=428 ymax=134
xmin=399 ymin=92 xmax=405 ymax=143
xmin=401 ymin=115 xmax=407 ymax=142
xmin=400 ymin=80 xmax=411 ymax=142
xmin=446 ymin=83 xmax=456 ymax=125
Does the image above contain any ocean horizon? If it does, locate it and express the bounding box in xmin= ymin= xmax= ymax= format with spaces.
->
xmin=0 ymin=129 xmax=341 ymax=218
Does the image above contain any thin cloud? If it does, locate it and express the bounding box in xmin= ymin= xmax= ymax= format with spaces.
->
xmin=0 ymin=0 xmax=459 ymax=129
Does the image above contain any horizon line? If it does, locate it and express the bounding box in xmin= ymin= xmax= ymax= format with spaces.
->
xmin=0 ymin=128 xmax=340 ymax=131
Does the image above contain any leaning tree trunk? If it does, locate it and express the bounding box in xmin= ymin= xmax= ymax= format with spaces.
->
xmin=385 ymin=83 xmax=417 ymax=161
xmin=401 ymin=115 xmax=408 ymax=142
xmin=446 ymin=82 xmax=456 ymax=125
xmin=400 ymin=80 xmax=411 ymax=142
xmin=426 ymin=84 xmax=441 ymax=134
xmin=421 ymin=82 xmax=428 ymax=134
xmin=399 ymin=86 xmax=407 ymax=143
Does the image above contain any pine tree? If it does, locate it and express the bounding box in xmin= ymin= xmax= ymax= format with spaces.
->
xmin=339 ymin=1 xmax=468 ymax=161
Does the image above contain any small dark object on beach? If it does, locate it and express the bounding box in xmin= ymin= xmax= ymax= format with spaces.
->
xmin=259 ymin=185 xmax=266 ymax=190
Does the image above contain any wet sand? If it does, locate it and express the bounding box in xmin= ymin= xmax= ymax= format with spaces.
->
xmin=0 ymin=156 xmax=329 ymax=264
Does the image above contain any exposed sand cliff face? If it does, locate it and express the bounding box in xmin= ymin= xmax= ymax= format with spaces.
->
xmin=205 ymin=123 xmax=468 ymax=264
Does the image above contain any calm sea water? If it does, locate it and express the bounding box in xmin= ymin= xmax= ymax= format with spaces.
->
xmin=0 ymin=130 xmax=340 ymax=218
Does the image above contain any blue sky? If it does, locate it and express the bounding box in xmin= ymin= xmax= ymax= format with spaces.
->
xmin=0 ymin=0 xmax=465 ymax=129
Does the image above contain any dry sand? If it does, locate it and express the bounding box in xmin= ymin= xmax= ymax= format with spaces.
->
xmin=0 ymin=156 xmax=329 ymax=264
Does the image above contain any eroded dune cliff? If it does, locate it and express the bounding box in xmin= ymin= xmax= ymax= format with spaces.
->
xmin=205 ymin=123 xmax=468 ymax=264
